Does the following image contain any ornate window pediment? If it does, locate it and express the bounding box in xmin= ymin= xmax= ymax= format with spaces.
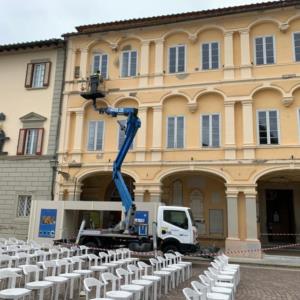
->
xmin=20 ymin=112 xmax=47 ymax=123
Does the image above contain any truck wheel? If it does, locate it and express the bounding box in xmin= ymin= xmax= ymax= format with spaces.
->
xmin=162 ymin=244 xmax=179 ymax=253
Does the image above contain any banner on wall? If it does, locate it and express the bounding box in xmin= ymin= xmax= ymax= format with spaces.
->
xmin=38 ymin=209 xmax=57 ymax=238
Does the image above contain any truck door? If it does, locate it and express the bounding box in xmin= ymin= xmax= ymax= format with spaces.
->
xmin=160 ymin=209 xmax=191 ymax=244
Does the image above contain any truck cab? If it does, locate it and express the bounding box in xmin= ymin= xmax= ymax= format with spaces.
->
xmin=157 ymin=206 xmax=198 ymax=253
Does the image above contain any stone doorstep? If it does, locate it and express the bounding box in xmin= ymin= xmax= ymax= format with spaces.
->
xmin=183 ymin=254 xmax=300 ymax=268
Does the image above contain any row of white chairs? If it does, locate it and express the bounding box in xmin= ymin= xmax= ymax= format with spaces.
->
xmin=183 ymin=254 xmax=240 ymax=300
xmin=0 ymin=240 xmax=193 ymax=300
xmin=83 ymin=252 xmax=193 ymax=300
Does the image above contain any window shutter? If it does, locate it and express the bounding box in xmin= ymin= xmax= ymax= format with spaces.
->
xmin=255 ymin=37 xmax=264 ymax=65
xmin=96 ymin=121 xmax=104 ymax=150
xmin=93 ymin=55 xmax=100 ymax=74
xmin=24 ymin=63 xmax=33 ymax=88
xmin=176 ymin=116 xmax=184 ymax=148
xmin=212 ymin=114 xmax=220 ymax=147
xmin=211 ymin=43 xmax=219 ymax=69
xmin=130 ymin=51 xmax=137 ymax=77
xmin=122 ymin=52 xmax=129 ymax=77
xmin=177 ymin=46 xmax=185 ymax=73
xmin=167 ymin=117 xmax=175 ymax=148
xmin=35 ymin=128 xmax=44 ymax=155
xmin=88 ymin=121 xmax=96 ymax=151
xmin=202 ymin=115 xmax=210 ymax=147
xmin=101 ymin=54 xmax=108 ymax=78
xmin=17 ymin=129 xmax=27 ymax=155
xmin=265 ymin=36 xmax=274 ymax=64
xmin=43 ymin=62 xmax=51 ymax=87
xmin=169 ymin=47 xmax=176 ymax=73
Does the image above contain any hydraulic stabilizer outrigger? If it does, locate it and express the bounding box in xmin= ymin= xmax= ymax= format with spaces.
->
xmin=81 ymin=74 xmax=141 ymax=234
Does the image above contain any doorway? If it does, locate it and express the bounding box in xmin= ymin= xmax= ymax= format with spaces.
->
xmin=266 ymin=189 xmax=295 ymax=243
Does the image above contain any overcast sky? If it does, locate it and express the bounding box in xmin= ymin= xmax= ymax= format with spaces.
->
xmin=0 ymin=0 xmax=276 ymax=45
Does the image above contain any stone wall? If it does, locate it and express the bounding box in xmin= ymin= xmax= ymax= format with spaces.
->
xmin=0 ymin=156 xmax=53 ymax=240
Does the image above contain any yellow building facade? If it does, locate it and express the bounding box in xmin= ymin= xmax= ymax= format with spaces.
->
xmin=56 ymin=1 xmax=300 ymax=254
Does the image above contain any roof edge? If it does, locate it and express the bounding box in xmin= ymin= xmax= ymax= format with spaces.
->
xmin=63 ymin=0 xmax=298 ymax=38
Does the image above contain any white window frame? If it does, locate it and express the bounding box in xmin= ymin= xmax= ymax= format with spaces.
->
xmin=87 ymin=120 xmax=105 ymax=152
xmin=166 ymin=115 xmax=185 ymax=149
xmin=200 ymin=41 xmax=220 ymax=71
xmin=32 ymin=63 xmax=46 ymax=88
xmin=92 ymin=53 xmax=109 ymax=78
xmin=16 ymin=195 xmax=32 ymax=218
xmin=120 ymin=50 xmax=138 ymax=78
xmin=168 ymin=44 xmax=187 ymax=74
xmin=256 ymin=109 xmax=280 ymax=145
xmin=24 ymin=128 xmax=39 ymax=155
xmin=200 ymin=113 xmax=221 ymax=148
xmin=254 ymin=35 xmax=276 ymax=65
xmin=293 ymin=32 xmax=300 ymax=62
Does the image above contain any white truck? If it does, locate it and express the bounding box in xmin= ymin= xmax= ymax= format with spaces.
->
xmin=77 ymin=205 xmax=199 ymax=253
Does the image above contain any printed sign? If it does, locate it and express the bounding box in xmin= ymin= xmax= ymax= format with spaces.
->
xmin=38 ymin=209 xmax=57 ymax=238
xmin=134 ymin=211 xmax=149 ymax=224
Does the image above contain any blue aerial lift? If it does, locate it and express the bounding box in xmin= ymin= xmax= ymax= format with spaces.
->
xmin=81 ymin=74 xmax=141 ymax=235
xmin=77 ymin=74 xmax=200 ymax=253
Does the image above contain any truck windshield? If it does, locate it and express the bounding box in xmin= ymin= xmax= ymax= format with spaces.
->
xmin=188 ymin=209 xmax=196 ymax=226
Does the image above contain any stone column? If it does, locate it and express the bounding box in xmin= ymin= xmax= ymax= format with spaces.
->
xmin=226 ymin=191 xmax=239 ymax=240
xmin=149 ymin=185 xmax=162 ymax=203
xmin=136 ymin=107 xmax=148 ymax=161
xmin=239 ymin=30 xmax=252 ymax=79
xmin=242 ymin=99 xmax=255 ymax=159
xmin=139 ymin=41 xmax=150 ymax=88
xmin=71 ymin=110 xmax=84 ymax=162
xmin=134 ymin=185 xmax=145 ymax=202
xmin=224 ymin=31 xmax=235 ymax=80
xmin=224 ymin=101 xmax=236 ymax=159
xmin=154 ymin=39 xmax=164 ymax=86
xmin=151 ymin=106 xmax=162 ymax=161
xmin=80 ymin=48 xmax=88 ymax=79
xmin=245 ymin=193 xmax=259 ymax=241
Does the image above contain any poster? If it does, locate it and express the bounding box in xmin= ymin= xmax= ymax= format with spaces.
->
xmin=38 ymin=209 xmax=57 ymax=238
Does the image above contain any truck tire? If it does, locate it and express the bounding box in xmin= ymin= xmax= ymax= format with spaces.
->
xmin=162 ymin=243 xmax=179 ymax=253
xmin=129 ymin=242 xmax=152 ymax=252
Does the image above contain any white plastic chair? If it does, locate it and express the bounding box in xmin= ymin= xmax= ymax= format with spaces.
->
xmin=101 ymin=272 xmax=133 ymax=300
xmin=15 ymin=252 xmax=31 ymax=267
xmin=136 ymin=262 xmax=161 ymax=300
xmin=116 ymin=268 xmax=144 ymax=300
xmin=57 ymin=259 xmax=81 ymax=299
xmin=165 ymin=252 xmax=192 ymax=279
xmin=215 ymin=256 xmax=240 ymax=283
xmin=49 ymin=248 xmax=60 ymax=260
xmin=22 ymin=265 xmax=53 ymax=300
xmin=87 ymin=254 xmax=109 ymax=280
xmin=149 ymin=258 xmax=171 ymax=295
xmin=183 ymin=287 xmax=201 ymax=300
xmin=99 ymin=252 xmax=119 ymax=273
xmin=208 ymin=268 xmax=236 ymax=291
xmin=83 ymin=277 xmax=113 ymax=300
xmin=0 ymin=269 xmax=31 ymax=300
xmin=41 ymin=260 xmax=69 ymax=300
xmin=0 ymin=255 xmax=21 ymax=273
xmin=127 ymin=265 xmax=153 ymax=300
xmin=199 ymin=275 xmax=233 ymax=300
xmin=156 ymin=256 xmax=179 ymax=287
xmin=210 ymin=262 xmax=238 ymax=286
xmin=204 ymin=271 xmax=235 ymax=294
xmin=191 ymin=280 xmax=230 ymax=300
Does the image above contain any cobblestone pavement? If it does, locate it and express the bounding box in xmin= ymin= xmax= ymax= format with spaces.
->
xmin=163 ymin=262 xmax=300 ymax=300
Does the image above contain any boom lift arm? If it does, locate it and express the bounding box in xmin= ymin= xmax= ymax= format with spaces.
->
xmin=81 ymin=75 xmax=141 ymax=234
